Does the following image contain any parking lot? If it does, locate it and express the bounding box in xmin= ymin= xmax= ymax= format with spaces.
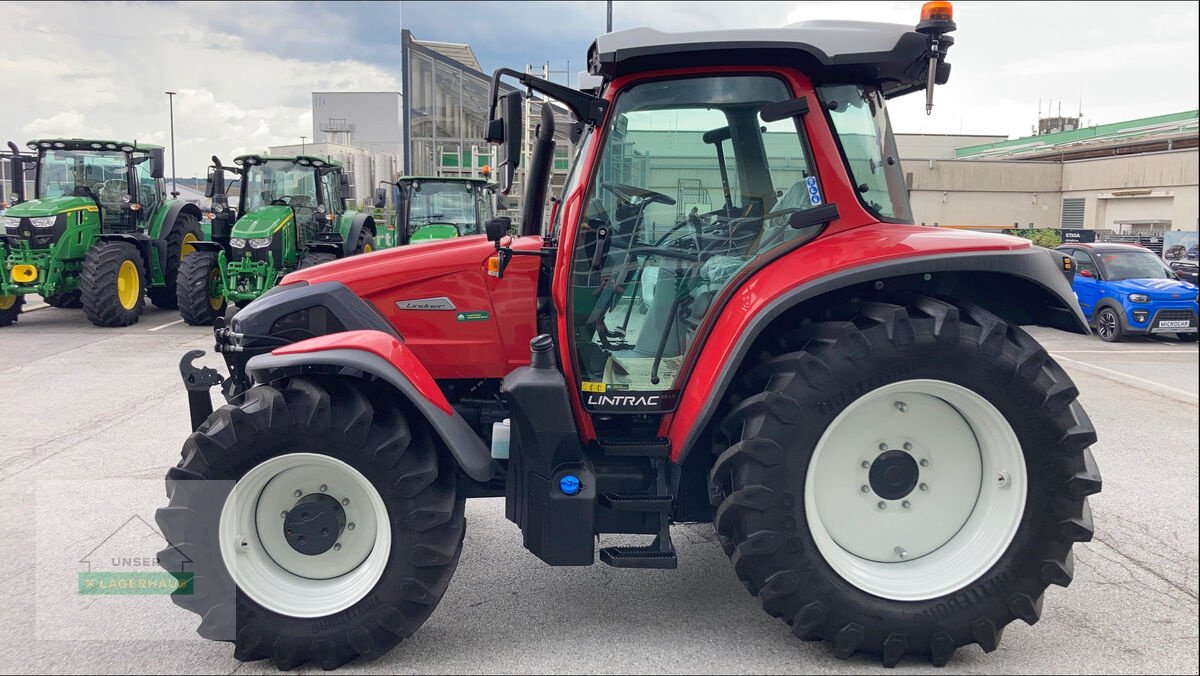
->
xmin=0 ymin=303 xmax=1196 ymax=674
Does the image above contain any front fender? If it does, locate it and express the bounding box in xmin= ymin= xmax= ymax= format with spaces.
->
xmin=669 ymin=229 xmax=1088 ymax=464
xmin=245 ymin=329 xmax=495 ymax=482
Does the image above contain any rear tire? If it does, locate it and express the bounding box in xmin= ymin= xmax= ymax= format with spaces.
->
xmin=1094 ymin=306 xmax=1123 ymax=342
xmin=148 ymin=213 xmax=202 ymax=309
xmin=44 ymin=290 xmax=83 ymax=308
xmin=709 ymin=295 xmax=1100 ymax=666
xmin=157 ymin=376 xmax=465 ymax=669
xmin=81 ymin=241 xmax=146 ymax=327
xmin=0 ymin=294 xmax=23 ymax=326
xmin=299 ymin=250 xmax=338 ymax=269
xmin=177 ymin=251 xmax=227 ymax=326
xmin=353 ymin=230 xmax=376 ymax=255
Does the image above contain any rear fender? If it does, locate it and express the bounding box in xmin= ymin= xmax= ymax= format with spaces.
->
xmin=245 ymin=329 xmax=496 ymax=482
xmin=343 ymin=213 xmax=373 ymax=255
xmin=670 ymin=244 xmax=1089 ymax=466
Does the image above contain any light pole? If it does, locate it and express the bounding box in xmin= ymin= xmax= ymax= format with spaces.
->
xmin=300 ymin=135 xmax=307 ymax=155
xmin=607 ymin=0 xmax=612 ymax=32
xmin=165 ymin=91 xmax=178 ymax=197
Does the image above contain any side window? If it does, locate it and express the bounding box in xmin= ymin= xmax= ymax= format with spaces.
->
xmin=135 ymin=160 xmax=160 ymax=213
xmin=323 ymin=172 xmax=344 ymax=214
xmin=1074 ymin=250 xmax=1098 ymax=276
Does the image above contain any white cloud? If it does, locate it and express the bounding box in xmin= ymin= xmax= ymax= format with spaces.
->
xmin=1 ymin=2 xmax=400 ymax=177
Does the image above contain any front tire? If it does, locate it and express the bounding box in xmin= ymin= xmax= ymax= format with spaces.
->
xmin=299 ymin=250 xmax=338 ymax=269
xmin=0 ymin=293 xmax=23 ymax=326
xmin=148 ymin=214 xmax=202 ymax=309
xmin=709 ymin=296 xmax=1101 ymax=666
xmin=81 ymin=241 xmax=146 ymax=327
xmin=44 ymin=290 xmax=83 ymax=308
xmin=1095 ymin=306 xmax=1124 ymax=342
xmin=157 ymin=377 xmax=465 ymax=669
xmin=176 ymin=251 xmax=227 ymax=325
xmin=353 ymin=229 xmax=377 ymax=255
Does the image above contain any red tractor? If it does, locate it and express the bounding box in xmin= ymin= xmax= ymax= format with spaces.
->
xmin=160 ymin=3 xmax=1100 ymax=669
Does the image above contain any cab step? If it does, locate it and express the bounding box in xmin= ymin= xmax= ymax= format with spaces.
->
xmin=597 ymin=438 xmax=671 ymax=457
xmin=600 ymin=492 xmax=673 ymax=512
xmin=600 ymin=539 xmax=678 ymax=569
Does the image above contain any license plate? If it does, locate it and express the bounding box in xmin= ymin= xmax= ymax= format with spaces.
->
xmin=1159 ymin=320 xmax=1190 ymax=328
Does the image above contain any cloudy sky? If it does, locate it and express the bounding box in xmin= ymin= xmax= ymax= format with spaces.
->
xmin=4 ymin=1 xmax=1196 ymax=178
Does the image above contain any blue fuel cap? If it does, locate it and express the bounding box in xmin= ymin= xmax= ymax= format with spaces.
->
xmin=559 ymin=475 xmax=582 ymax=496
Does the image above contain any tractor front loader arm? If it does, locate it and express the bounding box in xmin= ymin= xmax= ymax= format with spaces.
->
xmin=244 ymin=330 xmax=497 ymax=482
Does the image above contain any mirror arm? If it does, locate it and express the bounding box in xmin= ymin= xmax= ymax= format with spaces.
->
xmin=488 ymin=68 xmax=607 ymax=126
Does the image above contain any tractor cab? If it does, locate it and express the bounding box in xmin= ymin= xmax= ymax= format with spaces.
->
xmin=230 ymin=155 xmax=348 ymax=260
xmin=3 ymin=138 xmax=167 ymax=237
xmin=390 ymin=176 xmax=495 ymax=243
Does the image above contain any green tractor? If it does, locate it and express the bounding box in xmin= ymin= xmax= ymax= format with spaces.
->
xmin=176 ymin=154 xmax=383 ymax=325
xmin=0 ymin=138 xmax=204 ymax=327
xmin=382 ymin=175 xmax=495 ymax=244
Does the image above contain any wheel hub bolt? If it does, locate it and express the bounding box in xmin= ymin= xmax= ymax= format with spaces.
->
xmin=997 ymin=471 xmax=1010 ymax=487
xmin=919 ymin=482 xmax=929 ymax=491
xmin=319 ymin=484 xmax=328 ymax=492
xmin=895 ymin=546 xmax=909 ymax=559
xmin=877 ymin=501 xmax=887 ymax=510
xmin=347 ymin=522 xmax=355 ymax=531
xmin=342 ymin=498 xmax=350 ymax=506
xmin=894 ymin=401 xmax=908 ymax=413
xmin=902 ymin=500 xmax=911 ymax=509
xmin=333 ymin=543 xmax=342 ymax=551
xmin=878 ymin=443 xmax=888 ymax=451
xmin=919 ymin=459 xmax=929 ymax=467
xmin=860 ymin=485 xmax=870 ymax=493
xmin=861 ymin=460 xmax=870 ymax=469
xmin=293 ymin=489 xmax=303 ymax=498
xmin=903 ymin=442 xmax=912 ymax=451
xmin=280 ymin=510 xmax=288 ymax=519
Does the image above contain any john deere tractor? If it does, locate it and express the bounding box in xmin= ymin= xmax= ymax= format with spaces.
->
xmin=0 ymin=139 xmax=203 ymax=326
xmin=175 ymin=154 xmax=381 ymax=325
xmin=383 ymin=176 xmax=495 ymax=243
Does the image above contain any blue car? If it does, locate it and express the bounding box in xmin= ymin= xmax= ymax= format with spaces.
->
xmin=1056 ymin=242 xmax=1199 ymax=342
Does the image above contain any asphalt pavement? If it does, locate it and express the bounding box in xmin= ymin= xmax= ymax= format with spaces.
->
xmin=0 ymin=305 xmax=1196 ymax=674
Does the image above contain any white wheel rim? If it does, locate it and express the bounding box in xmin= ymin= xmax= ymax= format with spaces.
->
xmin=804 ymin=379 xmax=1026 ymax=601
xmin=219 ymin=453 xmax=391 ymax=617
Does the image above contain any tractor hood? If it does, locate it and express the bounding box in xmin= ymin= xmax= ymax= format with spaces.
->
xmin=3 ymin=195 xmax=95 ymax=218
xmin=283 ymin=233 xmax=493 ymax=296
xmin=231 ymin=205 xmax=293 ymax=239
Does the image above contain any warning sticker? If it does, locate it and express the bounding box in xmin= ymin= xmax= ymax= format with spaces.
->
xmin=805 ymin=176 xmax=822 ymax=206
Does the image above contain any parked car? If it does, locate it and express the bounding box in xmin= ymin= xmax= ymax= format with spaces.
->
xmin=1189 ymin=243 xmax=1200 ymax=261
xmin=1170 ymin=260 xmax=1199 ymax=285
xmin=1164 ymin=244 xmax=1187 ymax=260
xmin=1056 ymin=242 xmax=1199 ymax=342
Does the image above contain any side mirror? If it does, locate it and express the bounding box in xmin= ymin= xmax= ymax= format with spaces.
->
xmin=339 ymin=174 xmax=351 ymax=199
xmin=1078 ymin=268 xmax=1094 ymax=278
xmin=149 ymin=147 xmax=166 ymax=179
xmin=373 ymin=187 xmax=387 ymax=209
xmin=485 ymin=216 xmax=511 ymax=244
xmin=487 ymin=91 xmax=524 ymax=195
xmin=204 ymin=169 xmax=216 ymax=198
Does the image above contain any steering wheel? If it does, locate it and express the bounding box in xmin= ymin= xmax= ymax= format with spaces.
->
xmin=270 ymin=195 xmax=299 ymax=206
xmin=602 ymin=182 xmax=676 ymax=206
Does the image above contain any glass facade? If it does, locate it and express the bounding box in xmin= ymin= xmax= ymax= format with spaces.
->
xmin=402 ymin=30 xmax=576 ymax=216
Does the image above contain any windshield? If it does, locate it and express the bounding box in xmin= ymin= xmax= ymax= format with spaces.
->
xmin=569 ymin=74 xmax=822 ymax=398
xmin=37 ymin=149 xmax=128 ymax=201
xmin=819 ymin=84 xmax=912 ymax=222
xmin=408 ymin=181 xmax=484 ymax=235
xmin=241 ymin=162 xmax=320 ymax=213
xmin=1099 ymin=251 xmax=1177 ymax=281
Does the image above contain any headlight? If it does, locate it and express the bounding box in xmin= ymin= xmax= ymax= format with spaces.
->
xmin=229 ymin=237 xmax=247 ymax=249
xmin=249 ymin=237 xmax=273 ymax=249
xmin=30 ymin=216 xmax=57 ymax=228
xmin=1 ymin=216 xmax=19 ymax=229
xmin=1128 ymin=293 xmax=1150 ymax=304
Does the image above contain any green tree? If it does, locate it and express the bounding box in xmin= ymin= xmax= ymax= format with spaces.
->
xmin=1010 ymin=228 xmax=1063 ymax=248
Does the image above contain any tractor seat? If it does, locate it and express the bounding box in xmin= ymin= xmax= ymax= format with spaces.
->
xmin=99 ymin=179 xmax=128 ymax=211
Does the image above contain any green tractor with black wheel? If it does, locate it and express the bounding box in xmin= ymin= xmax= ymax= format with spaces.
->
xmin=0 ymin=139 xmax=204 ymax=327
xmin=379 ymin=175 xmax=496 ymax=244
xmin=176 ymin=154 xmax=384 ymax=325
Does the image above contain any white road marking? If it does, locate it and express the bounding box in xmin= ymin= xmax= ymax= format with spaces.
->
xmin=1050 ymin=353 xmax=1199 ymax=403
xmin=1056 ymin=353 xmax=1195 ymax=357
xmin=148 ymin=318 xmax=186 ymax=332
